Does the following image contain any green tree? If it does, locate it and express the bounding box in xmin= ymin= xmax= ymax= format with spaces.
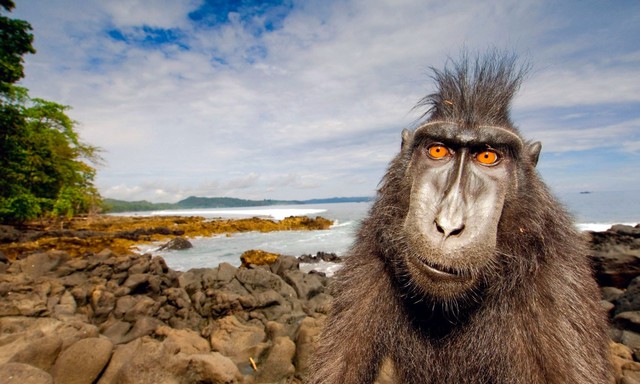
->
xmin=0 ymin=2 xmax=102 ymax=223
xmin=0 ymin=1 xmax=35 ymax=91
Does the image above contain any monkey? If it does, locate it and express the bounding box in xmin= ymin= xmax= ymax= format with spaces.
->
xmin=306 ymin=52 xmax=613 ymax=384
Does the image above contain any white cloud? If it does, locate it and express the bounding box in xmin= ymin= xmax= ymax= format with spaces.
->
xmin=12 ymin=0 xmax=640 ymax=201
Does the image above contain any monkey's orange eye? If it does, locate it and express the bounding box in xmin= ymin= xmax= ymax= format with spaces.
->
xmin=476 ymin=150 xmax=499 ymax=165
xmin=427 ymin=145 xmax=450 ymax=159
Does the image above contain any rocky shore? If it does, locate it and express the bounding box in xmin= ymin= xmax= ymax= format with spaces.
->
xmin=0 ymin=220 xmax=638 ymax=383
xmin=0 ymin=215 xmax=333 ymax=259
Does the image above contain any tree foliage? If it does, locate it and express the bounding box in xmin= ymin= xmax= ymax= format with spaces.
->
xmin=0 ymin=3 xmax=102 ymax=223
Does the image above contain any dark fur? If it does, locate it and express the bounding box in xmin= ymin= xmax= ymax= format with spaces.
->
xmin=307 ymin=53 xmax=612 ymax=384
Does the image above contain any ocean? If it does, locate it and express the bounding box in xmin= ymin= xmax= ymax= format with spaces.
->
xmin=138 ymin=190 xmax=640 ymax=272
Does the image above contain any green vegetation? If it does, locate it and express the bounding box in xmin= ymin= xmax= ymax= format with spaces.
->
xmin=103 ymin=196 xmax=372 ymax=213
xmin=0 ymin=1 xmax=102 ymax=223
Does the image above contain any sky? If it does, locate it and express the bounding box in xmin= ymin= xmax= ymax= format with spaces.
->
xmin=10 ymin=0 xmax=640 ymax=202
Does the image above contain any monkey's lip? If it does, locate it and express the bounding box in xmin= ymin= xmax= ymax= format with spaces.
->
xmin=411 ymin=257 xmax=470 ymax=282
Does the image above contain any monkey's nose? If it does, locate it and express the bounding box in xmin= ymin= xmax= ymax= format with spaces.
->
xmin=434 ymin=218 xmax=465 ymax=238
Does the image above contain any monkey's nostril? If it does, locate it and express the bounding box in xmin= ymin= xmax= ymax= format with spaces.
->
xmin=450 ymin=225 xmax=465 ymax=237
xmin=434 ymin=220 xmax=465 ymax=238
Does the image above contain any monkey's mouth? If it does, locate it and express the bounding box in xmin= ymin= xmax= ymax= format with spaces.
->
xmin=412 ymin=257 xmax=470 ymax=282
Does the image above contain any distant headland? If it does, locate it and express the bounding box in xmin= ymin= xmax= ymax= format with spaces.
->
xmin=103 ymin=196 xmax=373 ymax=213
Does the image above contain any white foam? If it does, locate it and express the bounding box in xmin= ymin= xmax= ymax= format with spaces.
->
xmin=148 ymin=208 xmax=327 ymax=221
xmin=575 ymin=222 xmax=637 ymax=232
xmin=300 ymin=261 xmax=344 ymax=277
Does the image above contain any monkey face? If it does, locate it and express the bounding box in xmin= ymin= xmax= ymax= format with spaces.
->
xmin=399 ymin=122 xmax=525 ymax=299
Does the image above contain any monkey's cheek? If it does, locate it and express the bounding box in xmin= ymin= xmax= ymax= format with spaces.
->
xmin=405 ymin=256 xmax=478 ymax=298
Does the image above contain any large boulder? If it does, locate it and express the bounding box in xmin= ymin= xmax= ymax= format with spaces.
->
xmin=50 ymin=337 xmax=113 ymax=384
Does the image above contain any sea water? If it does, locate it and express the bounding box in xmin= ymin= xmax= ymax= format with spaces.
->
xmin=145 ymin=191 xmax=639 ymax=272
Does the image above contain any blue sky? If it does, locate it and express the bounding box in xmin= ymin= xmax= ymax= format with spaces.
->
xmin=11 ymin=0 xmax=640 ymax=202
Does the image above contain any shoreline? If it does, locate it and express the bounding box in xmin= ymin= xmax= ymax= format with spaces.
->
xmin=0 ymin=214 xmax=333 ymax=260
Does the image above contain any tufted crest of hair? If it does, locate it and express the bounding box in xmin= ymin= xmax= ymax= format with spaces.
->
xmin=416 ymin=51 xmax=527 ymax=128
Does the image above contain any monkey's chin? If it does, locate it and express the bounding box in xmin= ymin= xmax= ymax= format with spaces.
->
xmin=405 ymin=256 xmax=478 ymax=299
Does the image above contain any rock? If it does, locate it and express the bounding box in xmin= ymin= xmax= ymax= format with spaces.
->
xmin=16 ymin=251 xmax=66 ymax=277
xmin=282 ymin=269 xmax=325 ymax=300
xmin=102 ymin=336 xmax=242 ymax=384
xmin=180 ymin=353 xmax=244 ymax=384
xmin=591 ymin=250 xmax=640 ymax=289
xmin=622 ymin=376 xmax=640 ymax=384
xmin=0 ymin=221 xmax=361 ymax=382
xmin=610 ymin=225 xmax=640 ymax=238
xmin=210 ymin=315 xmax=268 ymax=372
xmin=298 ymin=252 xmax=342 ymax=263
xmin=122 ymin=273 xmax=149 ymax=292
xmin=622 ymin=330 xmax=640 ymax=360
xmin=617 ymin=312 xmax=640 ymax=333
xmin=602 ymin=286 xmax=625 ymax=302
xmin=114 ymin=295 xmax=158 ymax=322
xmin=601 ymin=300 xmax=615 ymax=315
xmin=50 ymin=337 xmax=113 ymax=384
xmin=294 ymin=316 xmax=323 ymax=379
xmin=158 ymin=236 xmax=193 ymax=251
xmin=241 ymin=249 xmax=280 ymax=267
xmin=8 ymin=334 xmax=62 ymax=371
xmin=270 ymin=255 xmax=300 ymax=276
xmin=155 ymin=326 xmax=210 ymax=355
xmin=256 ymin=336 xmax=296 ymax=383
xmin=100 ymin=316 xmax=163 ymax=345
xmin=54 ymin=290 xmax=77 ymax=318
xmin=102 ymin=337 xmax=173 ymax=383
xmin=0 ymin=225 xmax=21 ymax=243
xmin=96 ymin=338 xmax=142 ymax=384
xmin=217 ymin=262 xmax=238 ymax=283
xmin=0 ymin=287 xmax=48 ymax=317
xmin=91 ymin=287 xmax=116 ymax=320
xmin=623 ymin=361 xmax=640 ymax=384
xmin=0 ymin=362 xmax=53 ymax=384
xmin=590 ymin=227 xmax=640 ymax=288
xmin=617 ymin=277 xmax=640 ymax=314
xmin=306 ymin=292 xmax=333 ymax=314
xmin=236 ymin=267 xmax=296 ymax=300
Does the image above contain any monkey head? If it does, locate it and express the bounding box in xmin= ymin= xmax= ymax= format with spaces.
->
xmin=397 ymin=119 xmax=541 ymax=300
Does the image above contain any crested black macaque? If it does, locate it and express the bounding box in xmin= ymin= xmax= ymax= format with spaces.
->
xmin=307 ymin=53 xmax=613 ymax=384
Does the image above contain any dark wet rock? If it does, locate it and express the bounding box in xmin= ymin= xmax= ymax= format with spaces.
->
xmin=616 ymin=312 xmax=640 ymax=334
xmin=616 ymin=277 xmax=640 ymax=314
xmin=282 ymin=269 xmax=325 ymax=300
xmin=298 ymin=251 xmax=342 ymax=263
xmin=158 ymin=236 xmax=193 ymax=251
xmin=590 ymin=225 xmax=640 ymax=289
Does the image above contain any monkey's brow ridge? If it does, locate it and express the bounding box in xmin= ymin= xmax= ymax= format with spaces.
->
xmin=415 ymin=120 xmax=524 ymax=147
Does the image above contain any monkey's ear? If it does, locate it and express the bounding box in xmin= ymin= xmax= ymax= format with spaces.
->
xmin=401 ymin=129 xmax=414 ymax=150
xmin=526 ymin=141 xmax=542 ymax=167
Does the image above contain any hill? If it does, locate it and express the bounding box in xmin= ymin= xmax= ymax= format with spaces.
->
xmin=102 ymin=196 xmax=372 ymax=213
